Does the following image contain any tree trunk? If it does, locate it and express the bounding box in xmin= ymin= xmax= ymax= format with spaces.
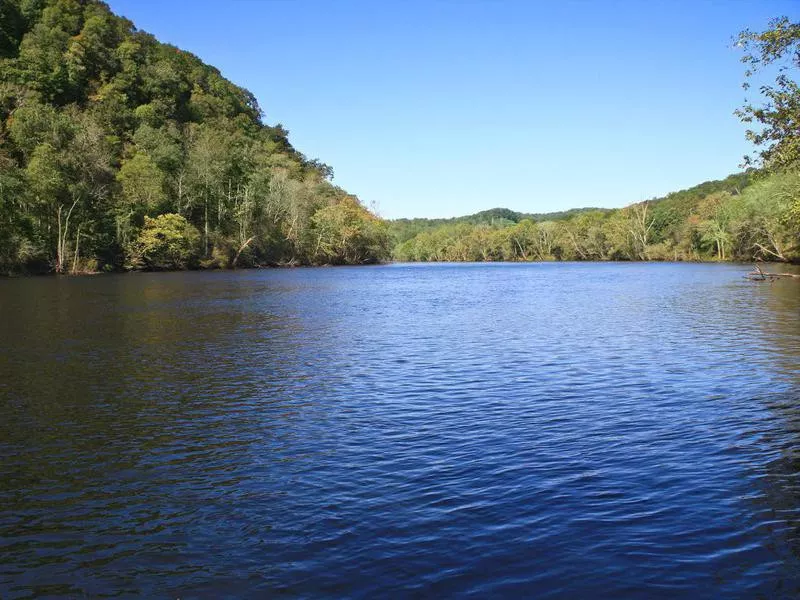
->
xmin=232 ymin=236 xmax=256 ymax=268
xmin=56 ymin=197 xmax=79 ymax=274
xmin=57 ymin=204 xmax=63 ymax=273
xmin=204 ymin=200 xmax=209 ymax=257
xmin=514 ymin=239 xmax=528 ymax=260
xmin=71 ymin=223 xmax=82 ymax=274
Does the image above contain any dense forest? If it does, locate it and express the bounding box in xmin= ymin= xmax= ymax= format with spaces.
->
xmin=0 ymin=0 xmax=390 ymax=274
xmin=389 ymin=171 xmax=799 ymax=262
xmin=0 ymin=4 xmax=798 ymax=273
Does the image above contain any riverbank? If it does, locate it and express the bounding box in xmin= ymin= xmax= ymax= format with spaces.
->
xmin=4 ymin=258 xmax=799 ymax=279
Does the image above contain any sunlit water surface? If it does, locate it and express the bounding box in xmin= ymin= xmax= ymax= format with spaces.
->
xmin=1 ymin=263 xmax=799 ymax=598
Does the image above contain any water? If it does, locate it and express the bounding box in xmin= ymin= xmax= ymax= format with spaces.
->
xmin=1 ymin=262 xmax=799 ymax=598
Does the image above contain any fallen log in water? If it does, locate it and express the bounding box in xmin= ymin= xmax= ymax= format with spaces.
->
xmin=746 ymin=263 xmax=800 ymax=281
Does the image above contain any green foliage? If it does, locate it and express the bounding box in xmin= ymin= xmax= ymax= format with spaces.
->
xmin=0 ymin=0 xmax=386 ymax=273
xmin=310 ymin=197 xmax=390 ymax=265
xmin=736 ymin=17 xmax=800 ymax=171
xmin=0 ymin=157 xmax=35 ymax=273
xmin=1 ymin=2 xmax=797 ymax=272
xmin=389 ymin=206 xmax=611 ymax=247
xmin=117 ymin=152 xmax=166 ymax=215
xmin=0 ymin=0 xmax=26 ymax=59
xmin=128 ymin=213 xmax=199 ymax=270
xmin=733 ymin=171 xmax=800 ymax=260
xmin=392 ymin=171 xmax=800 ymax=263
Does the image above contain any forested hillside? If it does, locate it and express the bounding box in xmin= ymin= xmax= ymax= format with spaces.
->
xmin=389 ymin=207 xmax=611 ymax=247
xmin=391 ymin=171 xmax=800 ymax=262
xmin=0 ymin=0 xmax=389 ymax=274
xmin=1 ymin=4 xmax=798 ymax=273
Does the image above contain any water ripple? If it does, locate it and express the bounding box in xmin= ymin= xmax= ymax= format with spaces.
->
xmin=0 ymin=263 xmax=799 ymax=598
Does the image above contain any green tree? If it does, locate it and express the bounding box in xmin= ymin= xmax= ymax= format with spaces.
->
xmin=0 ymin=155 xmax=33 ymax=272
xmin=696 ymin=193 xmax=734 ymax=260
xmin=127 ymin=213 xmax=199 ymax=270
xmin=736 ymin=17 xmax=800 ymax=171
xmin=116 ymin=152 xmax=166 ymax=248
xmin=0 ymin=0 xmax=26 ymax=59
xmin=310 ymin=196 xmax=389 ymax=265
xmin=733 ymin=171 xmax=799 ymax=261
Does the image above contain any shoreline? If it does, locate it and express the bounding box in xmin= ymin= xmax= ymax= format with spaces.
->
xmin=3 ymin=259 xmax=798 ymax=278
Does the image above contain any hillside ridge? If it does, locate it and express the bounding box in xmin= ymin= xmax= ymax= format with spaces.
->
xmin=0 ymin=0 xmax=389 ymax=274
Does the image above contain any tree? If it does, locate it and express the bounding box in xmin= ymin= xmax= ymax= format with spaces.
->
xmin=736 ymin=17 xmax=800 ymax=171
xmin=532 ymin=221 xmax=558 ymax=260
xmin=26 ymin=142 xmax=68 ymax=270
xmin=506 ymin=219 xmax=537 ymax=260
xmin=624 ymin=202 xmax=656 ymax=260
xmin=0 ymin=0 xmax=26 ymax=59
xmin=700 ymin=220 xmax=732 ymax=260
xmin=127 ymin=213 xmax=199 ymax=270
xmin=696 ymin=193 xmax=734 ymax=261
xmin=116 ymin=152 xmax=166 ymax=248
xmin=0 ymin=156 xmax=33 ymax=272
xmin=182 ymin=123 xmax=232 ymax=256
xmin=310 ymin=197 xmax=389 ymax=265
xmin=733 ymin=171 xmax=799 ymax=261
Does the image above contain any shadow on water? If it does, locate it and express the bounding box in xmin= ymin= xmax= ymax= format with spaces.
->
xmin=748 ymin=278 xmax=800 ymax=593
xmin=0 ymin=273 xmax=322 ymax=596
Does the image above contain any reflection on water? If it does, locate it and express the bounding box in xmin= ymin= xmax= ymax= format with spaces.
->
xmin=1 ymin=263 xmax=799 ymax=598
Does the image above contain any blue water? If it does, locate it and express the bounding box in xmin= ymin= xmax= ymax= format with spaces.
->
xmin=1 ymin=263 xmax=799 ymax=598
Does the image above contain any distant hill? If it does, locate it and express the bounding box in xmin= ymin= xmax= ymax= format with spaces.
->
xmin=389 ymin=207 xmax=612 ymax=245
xmin=388 ymin=171 xmax=754 ymax=247
xmin=388 ymin=169 xmax=800 ymax=263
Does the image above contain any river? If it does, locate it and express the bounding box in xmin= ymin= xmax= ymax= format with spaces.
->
xmin=1 ymin=263 xmax=798 ymax=598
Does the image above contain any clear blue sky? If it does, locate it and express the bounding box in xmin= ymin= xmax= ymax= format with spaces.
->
xmin=107 ymin=0 xmax=797 ymax=219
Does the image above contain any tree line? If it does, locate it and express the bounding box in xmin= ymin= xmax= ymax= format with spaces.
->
xmin=391 ymin=170 xmax=800 ymax=263
xmin=0 ymin=4 xmax=798 ymax=273
xmin=0 ymin=0 xmax=389 ymax=274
